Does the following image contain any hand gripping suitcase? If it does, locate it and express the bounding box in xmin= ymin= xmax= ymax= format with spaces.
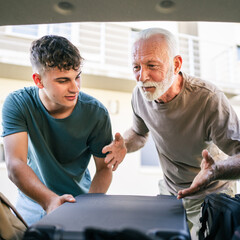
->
xmin=23 ymin=194 xmax=190 ymax=240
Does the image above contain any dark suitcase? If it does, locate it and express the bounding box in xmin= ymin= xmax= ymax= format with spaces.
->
xmin=23 ymin=194 xmax=190 ymax=240
xmin=199 ymin=193 xmax=240 ymax=240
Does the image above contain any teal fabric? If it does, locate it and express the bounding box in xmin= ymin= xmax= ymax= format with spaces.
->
xmin=2 ymin=86 xmax=113 ymax=196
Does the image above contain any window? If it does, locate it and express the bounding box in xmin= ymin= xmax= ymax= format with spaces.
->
xmin=237 ymin=45 xmax=240 ymax=61
xmin=140 ymin=133 xmax=160 ymax=167
xmin=8 ymin=25 xmax=39 ymax=38
xmin=0 ymin=142 xmax=4 ymax=163
xmin=46 ymin=23 xmax=72 ymax=39
xmin=6 ymin=23 xmax=72 ymax=39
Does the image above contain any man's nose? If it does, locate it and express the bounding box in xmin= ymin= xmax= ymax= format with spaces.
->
xmin=138 ymin=68 xmax=148 ymax=82
xmin=70 ymin=80 xmax=80 ymax=92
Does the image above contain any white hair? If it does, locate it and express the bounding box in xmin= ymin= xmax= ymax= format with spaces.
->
xmin=133 ymin=28 xmax=179 ymax=58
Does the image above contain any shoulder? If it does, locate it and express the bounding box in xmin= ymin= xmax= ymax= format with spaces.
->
xmin=4 ymin=86 xmax=38 ymax=108
xmin=5 ymin=86 xmax=37 ymax=102
xmin=182 ymin=72 xmax=230 ymax=107
xmin=78 ymin=91 xmax=109 ymax=115
xmin=182 ymin=72 xmax=221 ymax=95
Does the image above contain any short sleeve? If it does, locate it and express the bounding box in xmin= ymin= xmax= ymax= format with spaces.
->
xmin=1 ymin=93 xmax=28 ymax=137
xmin=205 ymin=91 xmax=240 ymax=155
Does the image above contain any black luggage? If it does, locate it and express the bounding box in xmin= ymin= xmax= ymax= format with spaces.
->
xmin=199 ymin=193 xmax=240 ymax=240
xmin=23 ymin=194 xmax=190 ymax=240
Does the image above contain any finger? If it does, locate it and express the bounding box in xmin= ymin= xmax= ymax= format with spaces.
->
xmin=107 ymin=160 xmax=115 ymax=169
xmin=114 ymin=132 xmax=123 ymax=142
xmin=104 ymin=153 xmax=113 ymax=163
xmin=177 ymin=191 xmax=183 ymax=199
xmin=202 ymin=149 xmax=209 ymax=159
xmin=112 ymin=162 xmax=119 ymax=171
xmin=102 ymin=144 xmax=112 ymax=154
xmin=107 ymin=157 xmax=118 ymax=169
xmin=177 ymin=185 xmax=199 ymax=199
xmin=177 ymin=189 xmax=191 ymax=199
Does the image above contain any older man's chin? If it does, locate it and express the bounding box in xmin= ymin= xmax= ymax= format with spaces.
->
xmin=139 ymin=89 xmax=158 ymax=101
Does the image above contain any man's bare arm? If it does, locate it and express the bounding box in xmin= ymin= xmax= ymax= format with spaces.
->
xmin=123 ymin=128 xmax=149 ymax=153
xmin=89 ymin=156 xmax=112 ymax=193
xmin=3 ymin=132 xmax=75 ymax=213
xmin=177 ymin=149 xmax=240 ymax=199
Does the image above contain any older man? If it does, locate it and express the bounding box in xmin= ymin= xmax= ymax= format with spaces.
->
xmin=103 ymin=28 xmax=240 ymax=239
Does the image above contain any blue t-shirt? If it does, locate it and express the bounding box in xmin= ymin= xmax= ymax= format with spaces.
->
xmin=2 ymin=86 xmax=113 ymax=196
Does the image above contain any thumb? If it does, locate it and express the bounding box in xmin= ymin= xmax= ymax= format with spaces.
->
xmin=202 ymin=149 xmax=209 ymax=160
xmin=63 ymin=194 xmax=76 ymax=203
xmin=202 ymin=149 xmax=214 ymax=165
xmin=114 ymin=132 xmax=123 ymax=142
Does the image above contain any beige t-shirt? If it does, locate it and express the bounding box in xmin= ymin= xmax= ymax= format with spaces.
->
xmin=132 ymin=72 xmax=240 ymax=199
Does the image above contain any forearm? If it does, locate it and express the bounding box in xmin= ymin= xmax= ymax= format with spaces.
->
xmin=123 ymin=128 xmax=148 ymax=153
xmin=214 ymin=154 xmax=240 ymax=180
xmin=89 ymin=168 xmax=112 ymax=193
xmin=7 ymin=159 xmax=58 ymax=210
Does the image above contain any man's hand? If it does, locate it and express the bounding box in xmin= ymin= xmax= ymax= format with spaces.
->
xmin=177 ymin=149 xmax=216 ymax=199
xmin=102 ymin=132 xmax=127 ymax=171
xmin=45 ymin=194 xmax=76 ymax=214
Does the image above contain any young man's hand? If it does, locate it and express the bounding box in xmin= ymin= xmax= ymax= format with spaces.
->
xmin=102 ymin=132 xmax=127 ymax=171
xmin=46 ymin=194 xmax=76 ymax=214
xmin=177 ymin=149 xmax=215 ymax=199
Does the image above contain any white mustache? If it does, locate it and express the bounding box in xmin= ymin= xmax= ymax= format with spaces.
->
xmin=137 ymin=81 xmax=160 ymax=88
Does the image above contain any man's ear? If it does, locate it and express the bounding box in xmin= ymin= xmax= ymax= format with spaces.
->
xmin=32 ymin=73 xmax=44 ymax=89
xmin=173 ymin=55 xmax=182 ymax=75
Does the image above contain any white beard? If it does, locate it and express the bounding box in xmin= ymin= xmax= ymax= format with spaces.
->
xmin=137 ymin=66 xmax=175 ymax=101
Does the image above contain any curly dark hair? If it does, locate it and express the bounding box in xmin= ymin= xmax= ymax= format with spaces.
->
xmin=30 ymin=35 xmax=83 ymax=73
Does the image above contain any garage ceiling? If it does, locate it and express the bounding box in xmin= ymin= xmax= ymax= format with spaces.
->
xmin=1 ymin=0 xmax=240 ymax=26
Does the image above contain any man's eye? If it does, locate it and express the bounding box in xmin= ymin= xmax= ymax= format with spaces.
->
xmin=149 ymin=65 xmax=157 ymax=68
xmin=133 ymin=66 xmax=140 ymax=72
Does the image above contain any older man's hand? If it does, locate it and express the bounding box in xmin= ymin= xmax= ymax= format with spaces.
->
xmin=177 ymin=149 xmax=216 ymax=199
xmin=102 ymin=133 xmax=127 ymax=171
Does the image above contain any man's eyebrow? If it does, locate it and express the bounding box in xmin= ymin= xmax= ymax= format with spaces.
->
xmin=54 ymin=71 xmax=81 ymax=81
xmin=54 ymin=77 xmax=70 ymax=81
xmin=147 ymin=60 xmax=160 ymax=63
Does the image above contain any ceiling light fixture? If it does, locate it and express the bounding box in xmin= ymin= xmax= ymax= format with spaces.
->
xmin=155 ymin=0 xmax=176 ymax=14
xmin=54 ymin=1 xmax=74 ymax=15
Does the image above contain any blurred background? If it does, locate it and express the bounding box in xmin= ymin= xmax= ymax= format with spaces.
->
xmin=0 ymin=21 xmax=240 ymax=204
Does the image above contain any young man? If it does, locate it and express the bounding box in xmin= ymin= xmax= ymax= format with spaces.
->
xmin=102 ymin=28 xmax=240 ymax=239
xmin=2 ymin=35 xmax=113 ymax=225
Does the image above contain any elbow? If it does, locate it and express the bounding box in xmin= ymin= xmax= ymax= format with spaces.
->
xmin=7 ymin=171 xmax=15 ymax=183
xmin=6 ymin=163 xmax=17 ymax=182
xmin=5 ymin=159 xmax=22 ymax=183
